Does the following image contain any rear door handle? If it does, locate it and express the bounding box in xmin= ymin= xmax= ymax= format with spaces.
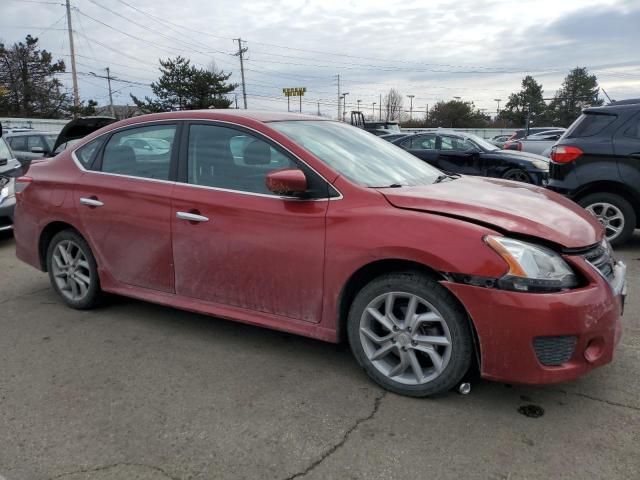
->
xmin=80 ymin=197 xmax=104 ymax=207
xmin=176 ymin=211 xmax=209 ymax=223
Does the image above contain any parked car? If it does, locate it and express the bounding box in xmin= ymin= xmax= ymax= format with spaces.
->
xmin=503 ymin=129 xmax=566 ymax=156
xmin=14 ymin=110 xmax=625 ymax=397
xmin=0 ymin=125 xmax=23 ymax=233
xmin=392 ymin=131 xmax=549 ymax=184
xmin=49 ymin=116 xmax=117 ymax=156
xmin=489 ymin=134 xmax=511 ymax=148
xmin=507 ymin=126 xmax=564 ymax=141
xmin=5 ymin=131 xmax=57 ymax=166
xmin=547 ymin=100 xmax=640 ymax=245
xmin=379 ymin=133 xmax=410 ymax=142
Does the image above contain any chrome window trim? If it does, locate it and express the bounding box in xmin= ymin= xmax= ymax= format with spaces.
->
xmin=71 ymin=117 xmax=343 ymax=201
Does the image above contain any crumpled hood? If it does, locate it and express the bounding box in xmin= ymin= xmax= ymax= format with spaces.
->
xmin=379 ymin=176 xmax=602 ymax=248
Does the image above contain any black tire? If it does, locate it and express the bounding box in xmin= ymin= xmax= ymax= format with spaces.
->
xmin=46 ymin=229 xmax=101 ymax=309
xmin=502 ymin=168 xmax=531 ymax=183
xmin=347 ymin=272 xmax=473 ymax=397
xmin=578 ymin=192 xmax=636 ymax=247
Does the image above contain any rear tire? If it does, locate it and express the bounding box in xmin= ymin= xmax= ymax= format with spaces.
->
xmin=579 ymin=192 xmax=636 ymax=246
xmin=46 ymin=230 xmax=101 ymax=309
xmin=347 ymin=272 xmax=473 ymax=397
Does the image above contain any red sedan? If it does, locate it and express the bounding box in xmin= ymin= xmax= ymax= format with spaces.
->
xmin=14 ymin=110 xmax=626 ymax=397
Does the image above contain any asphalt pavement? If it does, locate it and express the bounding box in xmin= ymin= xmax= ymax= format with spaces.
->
xmin=0 ymin=231 xmax=638 ymax=480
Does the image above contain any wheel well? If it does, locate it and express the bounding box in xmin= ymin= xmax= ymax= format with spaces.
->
xmin=336 ymin=259 xmax=482 ymax=373
xmin=39 ymin=221 xmax=79 ymax=271
xmin=573 ymin=181 xmax=640 ymax=225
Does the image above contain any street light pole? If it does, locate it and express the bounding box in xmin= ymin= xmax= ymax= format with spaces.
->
xmin=342 ymin=92 xmax=349 ymax=122
xmin=407 ymin=94 xmax=415 ymax=121
xmin=357 ymin=99 xmax=361 ymax=112
xmin=373 ymin=102 xmax=376 ymax=119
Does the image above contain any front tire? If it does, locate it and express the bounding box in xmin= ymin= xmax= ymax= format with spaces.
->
xmin=579 ymin=192 xmax=636 ymax=246
xmin=46 ymin=230 xmax=101 ymax=309
xmin=347 ymin=272 xmax=473 ymax=397
xmin=502 ymin=168 xmax=531 ymax=183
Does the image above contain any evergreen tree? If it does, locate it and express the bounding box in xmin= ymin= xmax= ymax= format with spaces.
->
xmin=500 ymin=76 xmax=548 ymax=128
xmin=426 ymin=100 xmax=489 ymax=128
xmin=547 ymin=67 xmax=603 ymax=127
xmin=131 ymin=57 xmax=236 ymax=112
xmin=0 ymin=35 xmax=70 ymax=118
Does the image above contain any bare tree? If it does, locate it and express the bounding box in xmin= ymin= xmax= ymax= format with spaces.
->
xmin=384 ymin=88 xmax=403 ymax=121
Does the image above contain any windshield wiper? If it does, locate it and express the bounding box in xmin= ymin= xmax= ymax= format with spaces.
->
xmin=433 ymin=173 xmax=461 ymax=184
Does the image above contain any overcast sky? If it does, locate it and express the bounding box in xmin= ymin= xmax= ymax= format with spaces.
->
xmin=2 ymin=0 xmax=640 ymax=118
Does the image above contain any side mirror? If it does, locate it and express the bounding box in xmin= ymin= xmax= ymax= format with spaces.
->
xmin=266 ymin=168 xmax=308 ymax=196
xmin=30 ymin=146 xmax=45 ymax=154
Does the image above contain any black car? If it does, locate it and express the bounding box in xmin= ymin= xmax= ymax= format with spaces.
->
xmin=392 ymin=131 xmax=549 ymax=185
xmin=547 ymin=99 xmax=640 ymax=245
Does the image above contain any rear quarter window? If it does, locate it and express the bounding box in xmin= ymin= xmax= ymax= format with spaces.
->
xmin=566 ymin=113 xmax=617 ymax=138
xmin=75 ymin=137 xmax=105 ymax=169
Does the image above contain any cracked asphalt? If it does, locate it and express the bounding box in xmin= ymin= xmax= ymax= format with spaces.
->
xmin=0 ymin=231 xmax=639 ymax=480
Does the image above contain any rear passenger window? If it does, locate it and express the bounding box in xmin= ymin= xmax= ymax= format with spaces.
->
xmin=567 ymin=113 xmax=617 ymax=138
xmin=101 ymin=124 xmax=176 ymax=180
xmin=75 ymin=137 xmax=105 ymax=169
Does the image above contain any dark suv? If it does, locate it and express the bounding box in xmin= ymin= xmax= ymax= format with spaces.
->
xmin=547 ymin=99 xmax=640 ymax=245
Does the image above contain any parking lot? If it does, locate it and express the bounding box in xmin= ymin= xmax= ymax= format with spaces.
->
xmin=0 ymin=230 xmax=638 ymax=480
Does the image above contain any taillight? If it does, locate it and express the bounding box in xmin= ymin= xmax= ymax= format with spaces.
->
xmin=15 ymin=176 xmax=33 ymax=197
xmin=551 ymin=146 xmax=583 ymax=163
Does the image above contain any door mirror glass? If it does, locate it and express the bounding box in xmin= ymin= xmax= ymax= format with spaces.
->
xmin=266 ymin=168 xmax=307 ymax=196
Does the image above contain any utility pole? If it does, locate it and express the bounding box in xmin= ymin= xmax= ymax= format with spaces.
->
xmin=234 ymin=38 xmax=248 ymax=109
xmin=379 ymin=93 xmax=382 ymax=121
xmin=372 ymin=102 xmax=376 ymax=118
xmin=317 ymin=101 xmax=321 ymax=116
xmin=426 ymin=104 xmax=429 ymax=123
xmin=357 ymin=99 xmax=361 ymax=112
xmin=65 ymin=0 xmax=80 ymax=115
xmin=106 ymin=67 xmax=115 ymax=118
xmin=407 ymin=94 xmax=415 ymax=121
xmin=335 ymin=74 xmax=341 ymax=121
xmin=235 ymin=93 xmax=238 ymax=109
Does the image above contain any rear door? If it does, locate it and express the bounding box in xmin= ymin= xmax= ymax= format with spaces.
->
xmin=170 ymin=122 xmax=328 ymax=322
xmin=73 ymin=122 xmax=179 ymax=293
xmin=398 ymin=134 xmax=438 ymax=166
xmin=614 ymin=111 xmax=640 ymax=188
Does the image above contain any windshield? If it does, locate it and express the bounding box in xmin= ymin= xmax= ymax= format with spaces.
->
xmin=270 ymin=120 xmax=441 ymax=187
xmin=463 ymin=133 xmax=499 ymax=151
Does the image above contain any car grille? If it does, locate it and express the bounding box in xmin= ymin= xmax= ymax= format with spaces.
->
xmin=533 ymin=336 xmax=577 ymax=366
xmin=582 ymin=242 xmax=614 ymax=281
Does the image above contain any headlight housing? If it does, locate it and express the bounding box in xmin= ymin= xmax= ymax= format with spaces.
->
xmin=485 ymin=236 xmax=578 ymax=292
xmin=0 ymin=177 xmax=15 ymax=205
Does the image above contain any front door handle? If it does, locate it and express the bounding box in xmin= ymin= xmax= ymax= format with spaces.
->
xmin=176 ymin=211 xmax=209 ymax=223
xmin=80 ymin=197 xmax=104 ymax=207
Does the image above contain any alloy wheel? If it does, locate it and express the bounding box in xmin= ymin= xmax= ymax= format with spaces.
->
xmin=359 ymin=292 xmax=452 ymax=385
xmin=51 ymin=239 xmax=92 ymax=302
xmin=503 ymin=169 xmax=530 ymax=183
xmin=585 ymin=202 xmax=625 ymax=241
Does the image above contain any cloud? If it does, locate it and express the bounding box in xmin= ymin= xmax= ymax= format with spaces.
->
xmin=0 ymin=0 xmax=638 ymax=114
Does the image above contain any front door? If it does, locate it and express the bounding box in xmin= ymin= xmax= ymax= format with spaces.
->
xmin=73 ymin=122 xmax=178 ymax=293
xmin=437 ymin=134 xmax=483 ymax=175
xmin=171 ymin=123 xmax=327 ymax=322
